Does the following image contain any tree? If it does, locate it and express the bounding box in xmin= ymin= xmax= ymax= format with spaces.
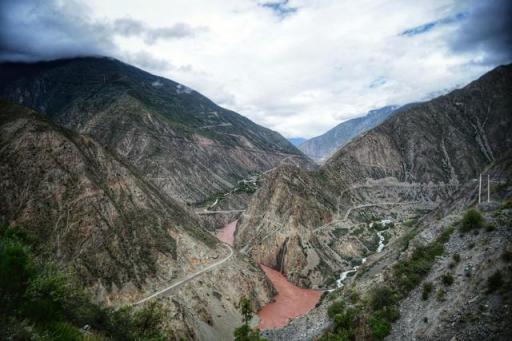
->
xmin=233 ymin=297 xmax=266 ymax=341
xmin=240 ymin=296 xmax=253 ymax=325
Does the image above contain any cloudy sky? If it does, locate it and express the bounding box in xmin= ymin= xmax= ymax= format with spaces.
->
xmin=1 ymin=0 xmax=510 ymax=138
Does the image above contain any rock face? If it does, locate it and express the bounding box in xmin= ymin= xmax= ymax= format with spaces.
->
xmin=0 ymin=99 xmax=273 ymax=339
xmin=299 ymin=106 xmax=398 ymax=163
xmin=0 ymin=99 xmax=214 ymax=299
xmin=0 ymin=57 xmax=312 ymax=203
xmin=236 ymin=165 xmax=342 ymax=287
xmin=237 ymin=64 xmax=512 ymax=291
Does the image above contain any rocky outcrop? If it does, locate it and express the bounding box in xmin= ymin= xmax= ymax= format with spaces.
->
xmin=299 ymin=106 xmax=398 ymax=163
xmin=0 ymin=57 xmax=313 ymax=203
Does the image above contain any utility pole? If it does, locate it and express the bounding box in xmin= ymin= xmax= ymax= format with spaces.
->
xmin=487 ymin=174 xmax=490 ymax=203
xmin=478 ymin=174 xmax=482 ymax=204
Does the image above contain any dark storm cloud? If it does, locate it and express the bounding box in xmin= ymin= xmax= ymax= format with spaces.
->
xmin=0 ymin=0 xmax=114 ymax=61
xmin=0 ymin=0 xmax=206 ymax=62
xmin=449 ymin=0 xmax=512 ymax=65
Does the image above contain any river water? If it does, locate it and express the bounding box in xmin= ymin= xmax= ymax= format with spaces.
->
xmin=257 ymin=265 xmax=321 ymax=330
xmin=216 ymin=220 xmax=237 ymax=246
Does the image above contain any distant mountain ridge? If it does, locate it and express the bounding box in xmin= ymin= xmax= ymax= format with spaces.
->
xmin=298 ymin=105 xmax=399 ymax=162
xmin=288 ymin=137 xmax=307 ymax=146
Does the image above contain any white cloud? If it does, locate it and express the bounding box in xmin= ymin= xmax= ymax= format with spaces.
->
xmin=3 ymin=0 xmax=510 ymax=138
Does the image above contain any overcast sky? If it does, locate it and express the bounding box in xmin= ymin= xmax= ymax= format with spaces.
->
xmin=1 ymin=0 xmax=511 ymax=138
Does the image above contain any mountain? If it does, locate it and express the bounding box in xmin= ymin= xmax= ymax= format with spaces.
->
xmin=325 ymin=65 xmax=512 ymax=184
xmin=0 ymin=57 xmax=312 ymax=203
xmin=298 ymin=105 xmax=399 ymax=162
xmin=236 ymin=64 xmax=512 ymax=292
xmin=0 ymin=98 xmax=274 ymax=339
xmin=288 ymin=137 xmax=306 ymax=146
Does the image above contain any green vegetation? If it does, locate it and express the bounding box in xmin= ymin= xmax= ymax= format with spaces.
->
xmin=485 ymin=224 xmax=496 ymax=232
xmin=452 ymin=253 xmax=461 ymax=263
xmin=0 ymin=225 xmax=173 ymax=340
xmin=441 ymin=273 xmax=454 ymax=286
xmin=403 ymin=218 xmax=418 ymax=227
xmin=321 ymin=226 xmax=454 ymax=340
xmin=436 ymin=288 xmax=446 ymax=302
xmin=233 ymin=181 xmax=258 ymax=194
xmin=393 ymin=227 xmax=454 ymax=293
xmin=332 ymin=227 xmax=349 ymax=238
xmin=421 ymin=282 xmax=433 ymax=300
xmin=234 ymin=297 xmax=266 ymax=341
xmin=460 ymin=208 xmax=484 ymax=232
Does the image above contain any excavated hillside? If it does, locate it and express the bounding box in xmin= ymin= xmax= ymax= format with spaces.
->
xmin=0 ymin=100 xmax=273 ymax=339
xmin=0 ymin=57 xmax=312 ymax=203
xmin=236 ymin=64 xmax=512 ymax=292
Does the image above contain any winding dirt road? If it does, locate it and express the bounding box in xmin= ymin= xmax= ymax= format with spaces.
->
xmin=133 ymin=240 xmax=234 ymax=305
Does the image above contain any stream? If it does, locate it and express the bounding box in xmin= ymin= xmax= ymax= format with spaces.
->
xmin=335 ymin=229 xmax=387 ymax=288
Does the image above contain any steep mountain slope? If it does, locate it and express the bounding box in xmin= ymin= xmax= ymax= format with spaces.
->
xmin=263 ymin=154 xmax=512 ymax=340
xmin=0 ymin=57 xmax=311 ymax=203
xmin=298 ymin=106 xmax=399 ymax=162
xmin=236 ymin=64 xmax=512 ymax=291
xmin=326 ymin=65 xmax=512 ymax=184
xmin=0 ymin=99 xmax=273 ymax=339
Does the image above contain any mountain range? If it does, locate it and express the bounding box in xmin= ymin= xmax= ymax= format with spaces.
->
xmin=0 ymin=57 xmax=312 ymax=204
xmin=1 ymin=57 xmax=511 ymax=340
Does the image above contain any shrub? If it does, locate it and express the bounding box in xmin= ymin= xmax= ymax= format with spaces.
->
xmin=370 ymin=286 xmax=398 ymax=311
xmin=452 ymin=253 xmax=461 ymax=263
xmin=436 ymin=289 xmax=446 ymax=302
xmin=327 ymin=301 xmax=345 ymax=319
xmin=234 ymin=324 xmax=266 ymax=341
xmin=441 ymin=273 xmax=454 ymax=286
xmin=368 ymin=314 xmax=391 ymax=340
xmin=485 ymin=224 xmax=496 ymax=232
xmin=422 ymin=282 xmax=433 ymax=300
xmin=460 ymin=209 xmax=484 ymax=232
xmin=487 ymin=271 xmax=503 ymax=293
